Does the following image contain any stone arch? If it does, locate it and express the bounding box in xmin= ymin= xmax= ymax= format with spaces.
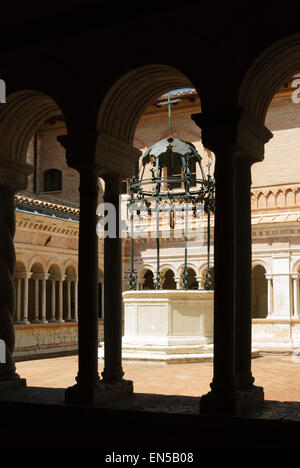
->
xmin=291 ymin=258 xmax=300 ymax=274
xmin=252 ymin=259 xmax=271 ymax=275
xmin=142 ymin=269 xmax=155 ymax=290
xmin=15 ymin=260 xmax=27 ymax=274
xmin=28 ymin=256 xmax=47 ymax=273
xmin=162 ymin=269 xmax=176 ymax=290
xmin=0 ymin=90 xmax=63 ymax=165
xmin=97 ymin=65 xmax=196 ymax=146
xmin=257 ymin=192 xmax=266 ymax=209
xmin=276 ymin=189 xmax=285 ymax=207
xmin=251 ymin=264 xmax=268 ymax=319
xmin=63 ymin=260 xmax=78 ymax=276
xmin=238 ymin=33 xmax=300 ymax=125
xmin=266 ymin=190 xmax=276 ymax=208
xmin=286 ymin=188 xmax=295 ymax=206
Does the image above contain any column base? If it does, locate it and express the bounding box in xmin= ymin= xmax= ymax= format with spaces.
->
xmin=0 ymin=377 xmax=27 ymax=391
xmin=31 ymin=320 xmax=48 ymax=324
xmin=48 ymin=319 xmax=64 ymax=323
xmin=14 ymin=320 xmax=31 ymax=325
xmin=65 ymin=379 xmax=133 ymax=405
xmin=199 ymin=385 xmax=264 ymax=416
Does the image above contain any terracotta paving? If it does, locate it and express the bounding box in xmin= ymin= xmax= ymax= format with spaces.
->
xmin=15 ymin=353 xmax=300 ymax=402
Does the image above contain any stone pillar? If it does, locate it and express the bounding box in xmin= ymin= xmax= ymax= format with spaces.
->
xmin=0 ymin=160 xmax=32 ymax=388
xmin=14 ymin=276 xmax=22 ymax=323
xmin=66 ymin=279 xmax=72 ymax=321
xmin=22 ymin=272 xmax=32 ymax=324
xmin=32 ymin=276 xmax=40 ymax=323
xmin=57 ymin=132 xmax=134 ymax=404
xmin=74 ymin=278 xmax=78 ymax=321
xmin=57 ymin=275 xmax=65 ymax=323
xmin=40 ymin=274 xmax=49 ymax=323
xmin=101 ymin=172 xmax=125 ymax=384
xmin=174 ymin=276 xmax=181 ymax=290
xmin=272 ymin=255 xmax=293 ymax=318
xmin=234 ymin=156 xmax=257 ymax=391
xmin=192 ymin=109 xmax=272 ymax=414
xmin=49 ymin=278 xmax=57 ymax=323
xmin=292 ymin=274 xmax=300 ymax=318
xmin=64 ymin=164 xmax=101 ymax=404
xmin=265 ymin=274 xmax=273 ymax=318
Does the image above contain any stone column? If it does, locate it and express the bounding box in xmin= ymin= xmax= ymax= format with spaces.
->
xmin=57 ymin=132 xmax=134 ymax=404
xmin=48 ymin=277 xmax=57 ymax=323
xmin=192 ymin=109 xmax=272 ymax=414
xmin=272 ymin=256 xmax=293 ymax=318
xmin=265 ymin=274 xmax=273 ymax=318
xmin=66 ymin=279 xmax=71 ymax=321
xmin=57 ymin=274 xmax=65 ymax=323
xmin=31 ymin=273 xmax=43 ymax=324
xmin=14 ymin=276 xmax=22 ymax=324
xmin=0 ymin=160 xmax=32 ymax=388
xmin=292 ymin=274 xmax=300 ymax=318
xmin=22 ymin=272 xmax=32 ymax=324
xmin=40 ymin=273 xmax=49 ymax=323
xmin=101 ymin=172 xmax=125 ymax=384
xmin=74 ymin=278 xmax=78 ymax=321
xmin=64 ymin=163 xmax=101 ymax=404
xmin=174 ymin=276 xmax=181 ymax=290
xmin=234 ymin=156 xmax=257 ymax=391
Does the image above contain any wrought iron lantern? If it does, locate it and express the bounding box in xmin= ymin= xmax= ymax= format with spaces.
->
xmin=125 ymin=93 xmax=215 ymax=291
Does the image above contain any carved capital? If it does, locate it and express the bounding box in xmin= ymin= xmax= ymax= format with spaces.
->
xmin=191 ymin=108 xmax=273 ymax=163
xmin=96 ymin=132 xmax=141 ymax=177
xmin=0 ymin=159 xmax=33 ymax=191
xmin=57 ymin=130 xmax=99 ymax=172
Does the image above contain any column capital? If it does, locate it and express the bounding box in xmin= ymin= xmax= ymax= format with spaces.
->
xmin=291 ymin=273 xmax=300 ymax=280
xmin=96 ymin=131 xmax=141 ymax=178
xmin=191 ymin=108 xmax=273 ymax=163
xmin=0 ymin=159 xmax=33 ymax=191
xmin=265 ymin=274 xmax=273 ymax=280
xmin=57 ymin=131 xmax=99 ymax=172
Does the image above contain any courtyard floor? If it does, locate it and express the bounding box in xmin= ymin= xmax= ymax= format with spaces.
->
xmin=15 ymin=352 xmax=300 ymax=402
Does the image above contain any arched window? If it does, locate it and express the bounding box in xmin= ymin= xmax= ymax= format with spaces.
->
xmin=143 ymin=270 xmax=154 ymax=290
xmin=44 ymin=169 xmax=62 ymax=192
xmin=251 ymin=265 xmax=268 ymax=318
xmin=186 ymin=268 xmax=198 ymax=289
xmin=162 ymin=269 xmax=176 ymax=290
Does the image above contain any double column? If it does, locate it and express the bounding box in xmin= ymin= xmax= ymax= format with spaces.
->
xmin=192 ymin=109 xmax=272 ymax=414
xmin=65 ymin=163 xmax=101 ymax=403
xmin=59 ymin=131 xmax=133 ymax=404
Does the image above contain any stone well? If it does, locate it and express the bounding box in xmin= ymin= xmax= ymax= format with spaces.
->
xmin=121 ymin=289 xmax=214 ymax=363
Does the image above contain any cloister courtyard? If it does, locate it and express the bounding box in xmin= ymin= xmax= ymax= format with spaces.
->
xmin=15 ymin=353 xmax=300 ymax=403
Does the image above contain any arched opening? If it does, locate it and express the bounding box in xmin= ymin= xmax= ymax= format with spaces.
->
xmin=162 ymin=269 xmax=176 ymax=290
xmin=43 ymin=168 xmax=62 ymax=192
xmin=251 ymin=265 xmax=268 ymax=319
xmin=142 ymin=269 xmax=154 ymax=290
xmin=185 ymin=268 xmax=198 ymax=290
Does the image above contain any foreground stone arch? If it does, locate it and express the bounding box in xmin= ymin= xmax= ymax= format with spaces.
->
xmin=238 ymin=33 xmax=300 ymax=124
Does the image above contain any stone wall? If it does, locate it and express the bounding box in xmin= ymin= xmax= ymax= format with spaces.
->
xmin=14 ymin=321 xmax=104 ymax=360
